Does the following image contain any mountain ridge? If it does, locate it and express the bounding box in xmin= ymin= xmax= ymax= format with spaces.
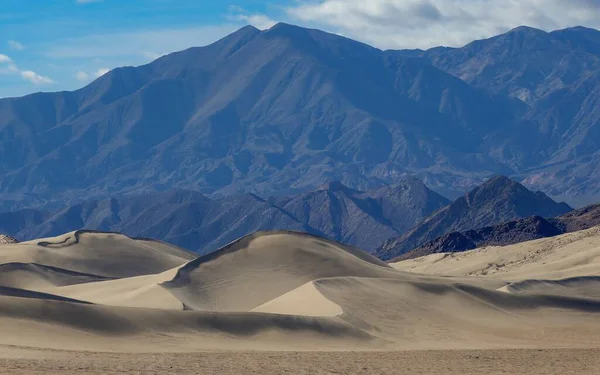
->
xmin=400 ymin=202 xmax=600 ymax=261
xmin=376 ymin=176 xmax=572 ymax=260
xmin=1 ymin=23 xmax=599 ymax=209
xmin=0 ymin=177 xmax=449 ymax=254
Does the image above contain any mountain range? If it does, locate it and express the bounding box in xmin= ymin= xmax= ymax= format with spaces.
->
xmin=0 ymin=177 xmax=449 ymax=253
xmin=396 ymin=203 xmax=600 ymax=261
xmin=2 ymin=23 xmax=600 ymax=211
xmin=375 ymin=176 xmax=573 ymax=260
xmin=1 ymin=175 xmax=573 ymax=258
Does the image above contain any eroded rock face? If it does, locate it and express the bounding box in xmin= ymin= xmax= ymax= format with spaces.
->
xmin=0 ymin=235 xmax=18 ymax=244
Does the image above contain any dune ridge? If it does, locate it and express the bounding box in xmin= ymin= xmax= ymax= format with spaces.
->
xmin=0 ymin=230 xmax=195 ymax=278
xmin=0 ymin=262 xmax=114 ymax=289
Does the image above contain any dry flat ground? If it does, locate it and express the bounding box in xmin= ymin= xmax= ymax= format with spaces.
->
xmin=1 ymin=347 xmax=600 ymax=375
xmin=0 ymin=228 xmax=599 ymax=373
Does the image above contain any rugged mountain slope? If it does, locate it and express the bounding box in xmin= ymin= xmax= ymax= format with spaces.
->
xmin=417 ymin=26 xmax=600 ymax=104
xmin=405 ymin=26 xmax=600 ymax=198
xmin=2 ymin=24 xmax=599 ymax=208
xmin=272 ymin=177 xmax=449 ymax=250
xmin=1 ymin=190 xmax=308 ymax=254
xmin=376 ymin=176 xmax=572 ymax=260
xmin=397 ymin=203 xmax=600 ymax=260
xmin=0 ymin=178 xmax=447 ymax=253
xmin=0 ymin=23 xmax=521 ymax=211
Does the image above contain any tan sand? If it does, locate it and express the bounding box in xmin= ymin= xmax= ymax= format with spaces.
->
xmin=0 ymin=263 xmax=112 ymax=289
xmin=391 ymin=226 xmax=600 ymax=281
xmin=0 ymin=230 xmax=196 ymax=278
xmin=160 ymin=232 xmax=406 ymax=312
xmin=42 ymin=268 xmax=184 ymax=309
xmin=252 ymin=281 xmax=343 ymax=317
xmin=1 ymin=228 xmax=600 ymax=374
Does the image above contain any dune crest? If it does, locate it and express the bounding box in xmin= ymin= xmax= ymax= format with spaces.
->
xmin=161 ymin=231 xmax=401 ymax=312
xmin=0 ymin=230 xmax=196 ymax=278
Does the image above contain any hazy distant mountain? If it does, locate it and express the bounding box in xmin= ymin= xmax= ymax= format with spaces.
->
xmin=395 ymin=203 xmax=600 ymax=261
xmin=0 ymin=178 xmax=447 ymax=253
xmin=376 ymin=176 xmax=573 ymax=260
xmin=1 ymin=23 xmax=599 ymax=209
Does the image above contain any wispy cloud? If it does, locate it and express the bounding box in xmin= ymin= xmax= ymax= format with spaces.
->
xmin=8 ymin=40 xmax=25 ymax=51
xmin=94 ymin=68 xmax=109 ymax=77
xmin=285 ymin=0 xmax=600 ymax=49
xmin=75 ymin=67 xmax=110 ymax=82
xmin=75 ymin=71 xmax=89 ymax=81
xmin=0 ymin=53 xmax=53 ymax=84
xmin=20 ymin=70 xmax=54 ymax=84
xmin=227 ymin=6 xmax=277 ymax=30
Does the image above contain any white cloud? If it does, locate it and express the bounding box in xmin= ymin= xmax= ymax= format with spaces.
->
xmin=93 ymin=68 xmax=110 ymax=77
xmin=75 ymin=71 xmax=89 ymax=81
xmin=0 ymin=54 xmax=53 ymax=84
xmin=285 ymin=0 xmax=600 ymax=49
xmin=74 ymin=67 xmax=109 ymax=82
xmin=228 ymin=6 xmax=277 ymax=30
xmin=8 ymin=40 xmax=25 ymax=51
xmin=19 ymin=70 xmax=54 ymax=84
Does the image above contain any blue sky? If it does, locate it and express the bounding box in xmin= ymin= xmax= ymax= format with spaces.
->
xmin=0 ymin=0 xmax=290 ymax=97
xmin=2 ymin=0 xmax=600 ymax=98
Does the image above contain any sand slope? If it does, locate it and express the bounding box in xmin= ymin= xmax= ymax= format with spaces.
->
xmin=44 ymin=268 xmax=183 ymax=309
xmin=505 ymin=276 xmax=600 ymax=299
xmin=0 ymin=295 xmax=376 ymax=352
xmin=1 ymin=228 xmax=600 ymax=354
xmin=392 ymin=226 xmax=600 ymax=281
xmin=0 ymin=230 xmax=196 ymax=278
xmin=161 ymin=231 xmax=404 ymax=311
xmin=315 ymin=277 xmax=600 ymax=349
xmin=0 ymin=263 xmax=113 ymax=289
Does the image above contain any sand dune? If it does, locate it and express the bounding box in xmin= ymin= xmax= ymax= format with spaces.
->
xmin=0 ymin=295 xmax=376 ymax=352
xmin=0 ymin=263 xmax=113 ymax=289
xmin=392 ymin=226 xmax=600 ymax=281
xmin=252 ymin=281 xmax=343 ymax=317
xmin=43 ymin=268 xmax=184 ymax=309
xmin=0 ymin=230 xmax=196 ymax=278
xmin=0 ymin=286 xmax=90 ymax=304
xmin=315 ymin=277 xmax=600 ymax=349
xmin=161 ymin=231 xmax=404 ymax=312
xmin=1 ymin=228 xmax=600 ymax=358
xmin=505 ymin=276 xmax=600 ymax=300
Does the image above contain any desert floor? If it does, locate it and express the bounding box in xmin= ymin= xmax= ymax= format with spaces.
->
xmin=2 ymin=347 xmax=600 ymax=375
